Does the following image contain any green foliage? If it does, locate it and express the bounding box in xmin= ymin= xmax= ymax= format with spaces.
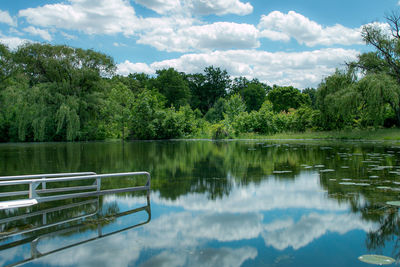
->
xmin=302 ymin=88 xmax=317 ymax=109
xmin=2 ymin=39 xmax=400 ymax=142
xmin=316 ymin=69 xmax=356 ymax=130
xmin=267 ymin=85 xmax=310 ymax=113
xmin=241 ymin=82 xmax=267 ymax=112
xmin=356 ymin=73 xmax=400 ymax=126
xmin=233 ymin=101 xmax=276 ymax=134
xmin=188 ymin=66 xmax=230 ymax=114
xmin=129 ymin=89 xmax=164 ymax=139
xmin=0 ymin=43 xmax=115 ymax=141
xmin=205 ymin=98 xmax=226 ymax=123
xmin=230 ymin=77 xmax=269 ymax=112
xmin=154 ymin=68 xmax=191 ymax=108
xmin=210 ymin=123 xmax=234 ymax=139
xmin=224 ymin=94 xmax=246 ymax=123
xmin=102 ymin=81 xmax=135 ymax=139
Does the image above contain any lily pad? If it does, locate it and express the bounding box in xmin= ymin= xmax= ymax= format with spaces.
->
xmin=358 ymin=254 xmax=395 ymax=265
xmin=320 ymin=169 xmax=335 ymax=173
xmin=387 ymin=201 xmax=400 ymax=207
xmin=339 ymin=182 xmax=356 ymax=185
xmin=354 ymin=183 xmax=370 ymax=186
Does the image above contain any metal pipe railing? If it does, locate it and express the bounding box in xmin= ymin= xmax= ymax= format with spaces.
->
xmin=0 ymin=172 xmax=151 ymax=209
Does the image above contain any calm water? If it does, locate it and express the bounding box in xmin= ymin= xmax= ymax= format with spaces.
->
xmin=1 ymin=140 xmax=400 ymax=266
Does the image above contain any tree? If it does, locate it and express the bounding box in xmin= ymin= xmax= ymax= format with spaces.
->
xmin=129 ymin=89 xmax=166 ymax=139
xmin=103 ymin=81 xmax=135 ymax=139
xmin=350 ymin=12 xmax=400 ymax=124
xmin=316 ymin=69 xmax=356 ymax=130
xmin=188 ymin=66 xmax=231 ymax=114
xmin=302 ymin=88 xmax=317 ymax=109
xmin=241 ymin=82 xmax=267 ymax=112
xmin=204 ymin=98 xmax=226 ymax=123
xmin=224 ymin=94 xmax=246 ymax=123
xmin=358 ymin=11 xmax=400 ymax=81
xmin=0 ymin=43 xmax=116 ymax=141
xmin=0 ymin=44 xmax=15 ymax=85
xmin=267 ymin=85 xmax=309 ymax=113
xmin=154 ymin=68 xmax=191 ymax=108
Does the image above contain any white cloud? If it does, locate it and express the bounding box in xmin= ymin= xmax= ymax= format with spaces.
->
xmin=117 ymin=60 xmax=155 ymax=75
xmin=19 ymin=0 xmax=138 ymax=36
xmin=140 ymin=247 xmax=257 ymax=267
xmin=0 ymin=35 xmax=31 ymax=50
xmin=188 ymin=0 xmax=253 ymax=16
xmin=137 ymin=21 xmax=260 ymax=52
xmin=0 ymin=10 xmax=17 ymax=27
xmin=113 ymin=42 xmax=127 ymax=47
xmin=258 ymin=11 xmax=363 ymax=46
xmin=262 ymin=213 xmax=377 ymax=250
xmin=60 ymin=31 xmax=77 ymax=40
xmin=117 ymin=48 xmax=359 ymax=88
xmin=105 ymin=173 xmax=351 ymax=213
xmin=23 ymin=26 xmax=52 ymax=41
xmin=133 ymin=0 xmax=253 ymax=16
xmin=133 ymin=0 xmax=182 ymax=15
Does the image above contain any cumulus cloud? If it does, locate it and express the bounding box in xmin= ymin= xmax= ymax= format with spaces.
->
xmin=19 ymin=0 xmax=138 ymax=36
xmin=0 ymin=9 xmax=17 ymax=27
xmin=60 ymin=31 xmax=77 ymax=40
xmin=23 ymin=26 xmax=52 ymax=41
xmin=34 ymin=209 xmax=259 ymax=266
xmin=137 ymin=21 xmax=260 ymax=52
xmin=117 ymin=60 xmax=155 ymax=76
xmin=0 ymin=34 xmax=31 ymax=50
xmin=133 ymin=0 xmax=182 ymax=15
xmin=140 ymin=247 xmax=257 ymax=267
xmin=117 ymin=48 xmax=359 ymax=88
xmin=258 ymin=11 xmax=363 ymax=46
xmin=188 ymin=0 xmax=253 ymax=16
xmin=262 ymin=213 xmax=377 ymax=250
xmin=105 ymin=173 xmax=350 ymax=213
xmin=133 ymin=0 xmax=253 ymax=16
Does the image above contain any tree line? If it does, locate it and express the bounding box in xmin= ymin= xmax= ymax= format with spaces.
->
xmin=0 ymin=12 xmax=399 ymax=142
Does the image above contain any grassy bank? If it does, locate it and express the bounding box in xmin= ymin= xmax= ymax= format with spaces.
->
xmin=218 ymin=128 xmax=400 ymax=141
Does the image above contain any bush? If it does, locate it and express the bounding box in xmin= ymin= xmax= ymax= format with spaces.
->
xmin=210 ymin=123 xmax=234 ymax=139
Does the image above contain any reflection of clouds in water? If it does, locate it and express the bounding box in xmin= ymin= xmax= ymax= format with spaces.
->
xmin=34 ymin=212 xmax=260 ymax=266
xmin=35 ymin=233 xmax=141 ymax=267
xmin=34 ymin=209 xmax=378 ymax=266
xmin=139 ymin=247 xmax=257 ymax=267
xmin=0 ymin=246 xmax=26 ymax=266
xmin=144 ymin=212 xmax=263 ymax=245
xmin=262 ymin=213 xmax=378 ymax=250
xmin=105 ymin=173 xmax=348 ymax=212
xmin=31 ymin=172 xmax=376 ymax=266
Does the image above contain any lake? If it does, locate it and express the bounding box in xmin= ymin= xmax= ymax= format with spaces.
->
xmin=1 ymin=140 xmax=400 ymax=266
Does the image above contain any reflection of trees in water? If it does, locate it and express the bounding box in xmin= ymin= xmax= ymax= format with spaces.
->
xmin=365 ymin=208 xmax=400 ymax=260
xmin=0 ymin=140 xmax=383 ymax=201
xmin=316 ymin=144 xmax=400 ymax=259
xmin=1 ymin=140 xmax=399 ymax=202
xmin=2 ymin=141 xmax=400 ymax=257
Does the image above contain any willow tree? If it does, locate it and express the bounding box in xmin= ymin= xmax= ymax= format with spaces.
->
xmin=1 ymin=43 xmax=115 ymax=141
xmin=352 ymin=11 xmax=400 ymax=125
xmin=316 ymin=69 xmax=356 ymax=130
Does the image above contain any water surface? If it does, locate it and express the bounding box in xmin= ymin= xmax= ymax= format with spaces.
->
xmin=1 ymin=140 xmax=400 ymax=266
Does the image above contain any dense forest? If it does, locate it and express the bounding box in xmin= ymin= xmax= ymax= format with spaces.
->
xmin=1 ymin=14 xmax=400 ymax=142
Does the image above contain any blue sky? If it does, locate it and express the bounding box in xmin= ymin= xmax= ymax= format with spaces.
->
xmin=0 ymin=0 xmax=398 ymax=88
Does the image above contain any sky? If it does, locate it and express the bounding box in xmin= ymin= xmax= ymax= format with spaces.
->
xmin=0 ymin=0 xmax=399 ymax=88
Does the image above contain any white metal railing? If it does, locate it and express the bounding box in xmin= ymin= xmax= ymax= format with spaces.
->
xmin=0 ymin=198 xmax=99 ymax=239
xmin=0 ymin=172 xmax=151 ymax=209
xmin=0 ymin=196 xmax=151 ymax=267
